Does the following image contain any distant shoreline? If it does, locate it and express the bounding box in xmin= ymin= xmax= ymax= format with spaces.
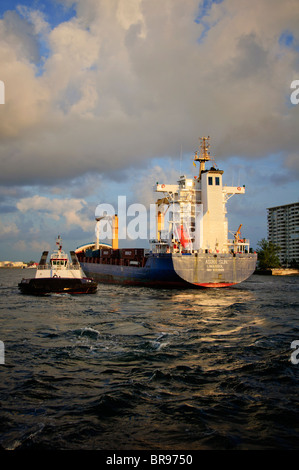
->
xmin=255 ymin=268 xmax=299 ymax=276
xmin=0 ymin=266 xmax=35 ymax=269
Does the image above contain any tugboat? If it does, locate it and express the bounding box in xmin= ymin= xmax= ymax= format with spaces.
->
xmin=18 ymin=236 xmax=98 ymax=295
xmin=76 ymin=137 xmax=257 ymax=288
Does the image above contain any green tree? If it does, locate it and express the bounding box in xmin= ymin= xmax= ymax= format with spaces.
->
xmin=256 ymin=238 xmax=281 ymax=269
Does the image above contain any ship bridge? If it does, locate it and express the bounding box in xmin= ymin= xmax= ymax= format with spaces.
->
xmin=152 ymin=137 xmax=250 ymax=255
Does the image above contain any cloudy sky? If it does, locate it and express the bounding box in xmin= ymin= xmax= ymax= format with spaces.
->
xmin=0 ymin=0 xmax=298 ymax=261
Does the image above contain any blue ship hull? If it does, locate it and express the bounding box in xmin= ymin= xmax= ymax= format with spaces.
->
xmin=79 ymin=251 xmax=257 ymax=288
xmin=80 ymin=253 xmax=184 ymax=288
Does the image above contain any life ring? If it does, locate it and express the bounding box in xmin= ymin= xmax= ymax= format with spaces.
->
xmin=237 ymin=187 xmax=241 ymax=191
xmin=161 ymin=184 xmax=165 ymax=188
xmin=53 ymin=274 xmax=58 ymax=278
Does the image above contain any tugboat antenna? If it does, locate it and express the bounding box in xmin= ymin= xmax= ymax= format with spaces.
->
xmin=56 ymin=235 xmax=62 ymax=251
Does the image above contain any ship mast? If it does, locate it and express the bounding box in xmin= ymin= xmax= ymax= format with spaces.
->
xmin=56 ymin=235 xmax=62 ymax=251
xmin=194 ymin=136 xmax=212 ymax=179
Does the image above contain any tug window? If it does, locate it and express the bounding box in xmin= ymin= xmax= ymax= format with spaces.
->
xmin=208 ymin=177 xmax=213 ymax=185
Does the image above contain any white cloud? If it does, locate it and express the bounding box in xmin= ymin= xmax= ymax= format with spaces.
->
xmin=16 ymin=195 xmax=94 ymax=231
xmin=0 ymin=220 xmax=19 ymax=239
xmin=0 ymin=0 xmax=298 ymax=184
xmin=14 ymin=239 xmax=51 ymax=253
xmin=17 ymin=5 xmax=50 ymax=36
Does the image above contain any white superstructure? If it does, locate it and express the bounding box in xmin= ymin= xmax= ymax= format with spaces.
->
xmin=35 ymin=236 xmax=86 ymax=279
xmin=151 ymin=137 xmax=250 ymax=255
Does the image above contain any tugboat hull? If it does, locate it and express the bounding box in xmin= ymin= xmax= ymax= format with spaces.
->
xmin=18 ymin=277 xmax=98 ymax=295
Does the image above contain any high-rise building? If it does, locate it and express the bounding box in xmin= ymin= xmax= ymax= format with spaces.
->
xmin=267 ymin=202 xmax=299 ymax=265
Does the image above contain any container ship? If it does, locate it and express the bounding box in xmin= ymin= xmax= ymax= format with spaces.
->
xmin=76 ymin=137 xmax=257 ymax=288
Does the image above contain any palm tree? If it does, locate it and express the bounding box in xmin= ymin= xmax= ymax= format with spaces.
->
xmin=256 ymin=238 xmax=281 ymax=269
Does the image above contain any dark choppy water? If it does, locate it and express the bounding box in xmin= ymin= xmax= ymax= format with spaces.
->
xmin=0 ymin=269 xmax=299 ymax=451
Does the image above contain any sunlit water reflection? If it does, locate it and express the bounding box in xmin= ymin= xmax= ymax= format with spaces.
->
xmin=0 ymin=270 xmax=298 ymax=450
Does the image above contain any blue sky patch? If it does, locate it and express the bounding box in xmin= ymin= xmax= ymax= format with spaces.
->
xmin=279 ymin=29 xmax=299 ymax=52
xmin=195 ymin=0 xmax=224 ymax=43
xmin=0 ymin=0 xmax=76 ymax=28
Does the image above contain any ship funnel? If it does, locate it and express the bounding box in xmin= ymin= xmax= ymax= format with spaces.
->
xmin=112 ymin=214 xmax=118 ymax=250
xmin=95 ymin=214 xmax=118 ymax=250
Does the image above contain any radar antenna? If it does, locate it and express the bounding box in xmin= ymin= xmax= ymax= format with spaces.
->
xmin=193 ymin=136 xmax=214 ymax=178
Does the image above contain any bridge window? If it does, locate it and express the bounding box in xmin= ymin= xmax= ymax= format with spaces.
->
xmin=208 ymin=177 xmax=213 ymax=185
xmin=215 ymin=177 xmax=220 ymax=185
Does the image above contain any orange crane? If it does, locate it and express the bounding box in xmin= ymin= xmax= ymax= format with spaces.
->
xmin=234 ymin=224 xmax=243 ymax=244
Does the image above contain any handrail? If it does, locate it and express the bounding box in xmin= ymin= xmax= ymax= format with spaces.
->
xmin=37 ymin=264 xmax=81 ymax=270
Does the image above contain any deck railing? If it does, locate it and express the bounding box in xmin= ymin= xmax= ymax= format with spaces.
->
xmin=37 ymin=264 xmax=81 ymax=270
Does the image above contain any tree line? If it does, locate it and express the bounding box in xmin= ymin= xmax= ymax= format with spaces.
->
xmin=256 ymin=238 xmax=298 ymax=269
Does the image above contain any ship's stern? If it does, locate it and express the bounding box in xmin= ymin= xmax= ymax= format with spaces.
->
xmin=171 ymin=252 xmax=257 ymax=287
